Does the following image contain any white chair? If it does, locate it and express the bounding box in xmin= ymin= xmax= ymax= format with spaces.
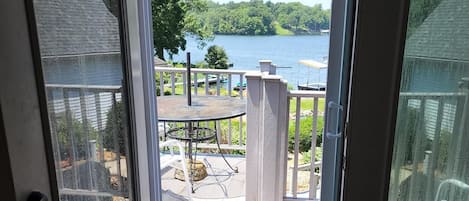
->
xmin=160 ymin=140 xmax=192 ymax=200
xmin=158 ymin=122 xmax=168 ymax=137
xmin=434 ymin=179 xmax=469 ymax=201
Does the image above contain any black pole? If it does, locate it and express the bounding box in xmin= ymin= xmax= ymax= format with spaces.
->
xmin=187 ymin=52 xmax=192 ymax=106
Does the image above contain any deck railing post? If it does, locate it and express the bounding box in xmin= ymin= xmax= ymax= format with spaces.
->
xmin=259 ymin=60 xmax=276 ymax=75
xmin=259 ymin=75 xmax=288 ymax=201
xmin=245 ymin=72 xmax=263 ymax=201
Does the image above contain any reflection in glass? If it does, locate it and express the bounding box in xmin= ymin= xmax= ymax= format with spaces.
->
xmin=33 ymin=0 xmax=131 ymax=200
xmin=388 ymin=0 xmax=469 ymax=201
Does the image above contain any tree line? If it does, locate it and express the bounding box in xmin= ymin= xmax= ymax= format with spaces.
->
xmin=152 ymin=0 xmax=330 ymax=60
xmin=195 ymin=1 xmax=330 ymax=35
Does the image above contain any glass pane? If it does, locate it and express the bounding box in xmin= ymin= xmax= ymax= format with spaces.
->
xmin=33 ymin=0 xmax=132 ymax=200
xmin=388 ymin=0 xmax=469 ymax=201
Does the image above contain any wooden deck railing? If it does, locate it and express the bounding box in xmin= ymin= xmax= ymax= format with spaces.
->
xmin=286 ymin=90 xmax=325 ymax=200
xmin=156 ymin=63 xmax=326 ymax=201
xmin=388 ymin=91 xmax=468 ymax=201
xmin=45 ymin=84 xmax=127 ymax=198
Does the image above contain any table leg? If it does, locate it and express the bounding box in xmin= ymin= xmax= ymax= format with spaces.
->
xmin=214 ymin=122 xmax=239 ymax=173
xmin=187 ymin=122 xmax=195 ymax=193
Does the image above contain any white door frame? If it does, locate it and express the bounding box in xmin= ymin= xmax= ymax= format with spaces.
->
xmin=122 ymin=0 xmax=162 ymax=200
xmin=321 ymin=0 xmax=355 ymax=199
xmin=5 ymin=0 xmax=162 ymax=200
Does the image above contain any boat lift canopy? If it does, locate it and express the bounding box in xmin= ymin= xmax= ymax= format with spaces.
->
xmin=298 ymin=59 xmax=327 ymax=69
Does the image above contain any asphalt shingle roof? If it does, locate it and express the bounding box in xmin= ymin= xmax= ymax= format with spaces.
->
xmin=34 ymin=0 xmax=121 ymax=57
xmin=405 ymin=0 xmax=469 ymax=62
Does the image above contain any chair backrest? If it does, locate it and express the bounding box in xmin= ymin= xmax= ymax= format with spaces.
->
xmin=434 ymin=179 xmax=469 ymax=201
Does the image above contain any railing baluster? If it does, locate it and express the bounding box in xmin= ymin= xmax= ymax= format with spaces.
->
xmin=111 ymin=92 xmax=122 ymax=192
xmin=79 ymin=89 xmax=95 ymax=190
xmin=408 ymin=98 xmax=427 ymax=201
xmin=159 ymin=72 xmax=164 ymax=96
xmin=216 ymin=74 xmax=221 ymax=96
xmin=171 ymin=72 xmax=175 ymax=95
xmin=63 ymin=89 xmax=80 ymax=189
xmin=194 ymin=72 xmax=198 ymax=96
xmin=205 ymin=73 xmax=209 ymax=95
xmin=204 ymin=74 xmax=210 ymax=127
xmin=228 ymin=74 xmax=232 ymax=97
xmin=388 ymin=96 xmax=410 ymax=201
xmin=291 ymin=97 xmax=301 ymax=197
xmin=285 ymin=97 xmax=292 ymax=197
xmin=215 ymin=74 xmax=222 ymax=144
xmin=239 ymin=75 xmax=244 ymax=99
xmin=48 ymin=88 xmax=64 ymax=189
xmin=239 ymin=74 xmax=244 ymax=147
xmin=239 ymin=116 xmax=243 ymax=146
xmin=309 ymin=97 xmax=319 ymax=199
xmin=424 ymin=97 xmax=445 ymax=201
xmin=94 ymin=92 xmax=105 ymax=163
xmin=182 ymin=73 xmax=187 ymax=96
xmin=228 ymin=74 xmax=232 ymax=145
xmin=446 ymin=95 xmax=465 ymax=177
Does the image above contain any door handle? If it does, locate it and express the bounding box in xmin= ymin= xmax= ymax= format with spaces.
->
xmin=325 ymin=101 xmax=344 ymax=139
xmin=28 ymin=191 xmax=48 ymax=201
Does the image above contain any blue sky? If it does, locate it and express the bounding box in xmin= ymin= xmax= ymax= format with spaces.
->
xmin=212 ymin=0 xmax=332 ymax=9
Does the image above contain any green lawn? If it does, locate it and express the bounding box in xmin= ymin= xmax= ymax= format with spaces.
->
xmin=289 ymin=97 xmax=326 ymax=114
xmin=274 ymin=21 xmax=294 ymax=36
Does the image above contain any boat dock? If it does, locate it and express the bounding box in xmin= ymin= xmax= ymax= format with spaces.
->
xmin=164 ymin=75 xmax=227 ymax=87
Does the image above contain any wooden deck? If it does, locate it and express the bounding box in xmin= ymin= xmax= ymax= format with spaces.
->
xmin=161 ymin=155 xmax=246 ymax=200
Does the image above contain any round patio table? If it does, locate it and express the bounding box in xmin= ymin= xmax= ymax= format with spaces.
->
xmin=157 ymin=95 xmax=246 ymax=192
xmin=157 ymin=96 xmax=246 ymax=122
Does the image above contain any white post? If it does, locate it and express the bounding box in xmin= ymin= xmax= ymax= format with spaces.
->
xmin=259 ymin=75 xmax=289 ymax=201
xmin=423 ymin=150 xmax=432 ymax=174
xmin=89 ymin=140 xmax=97 ymax=161
xmin=245 ymin=72 xmax=263 ymax=201
xmin=259 ymin=60 xmax=276 ymax=75
xmin=246 ymin=73 xmax=289 ymax=201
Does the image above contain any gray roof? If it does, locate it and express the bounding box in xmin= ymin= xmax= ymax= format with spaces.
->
xmin=154 ymin=57 xmax=172 ymax=67
xmin=405 ymin=0 xmax=469 ymax=62
xmin=35 ymin=0 xmax=121 ymax=57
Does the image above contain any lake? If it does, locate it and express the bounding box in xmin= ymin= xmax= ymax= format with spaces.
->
xmin=170 ymin=35 xmax=330 ymax=89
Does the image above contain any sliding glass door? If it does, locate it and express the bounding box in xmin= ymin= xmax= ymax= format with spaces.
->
xmin=388 ymin=0 xmax=469 ymax=200
xmin=27 ymin=0 xmax=159 ymax=200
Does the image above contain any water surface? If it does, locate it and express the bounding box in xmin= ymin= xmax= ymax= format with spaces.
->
xmin=171 ymin=35 xmax=330 ymax=88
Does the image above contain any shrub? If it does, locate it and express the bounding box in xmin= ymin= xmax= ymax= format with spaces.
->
xmin=55 ymin=112 xmax=98 ymax=160
xmin=288 ymin=116 xmax=324 ymax=153
xmin=301 ymin=147 xmax=323 ymax=164
xmin=104 ymin=101 xmax=128 ymax=156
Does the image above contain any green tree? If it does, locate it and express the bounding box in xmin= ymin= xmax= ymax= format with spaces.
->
xmin=184 ymin=0 xmax=214 ymax=48
xmin=152 ymin=0 xmax=186 ymax=60
xmin=152 ymin=0 xmax=213 ymax=60
xmin=204 ymin=45 xmax=229 ymax=69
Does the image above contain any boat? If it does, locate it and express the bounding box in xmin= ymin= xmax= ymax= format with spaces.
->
xmin=320 ymin=29 xmax=330 ymax=35
xmin=298 ymin=82 xmax=327 ymax=91
xmin=233 ymin=82 xmax=246 ymax=91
